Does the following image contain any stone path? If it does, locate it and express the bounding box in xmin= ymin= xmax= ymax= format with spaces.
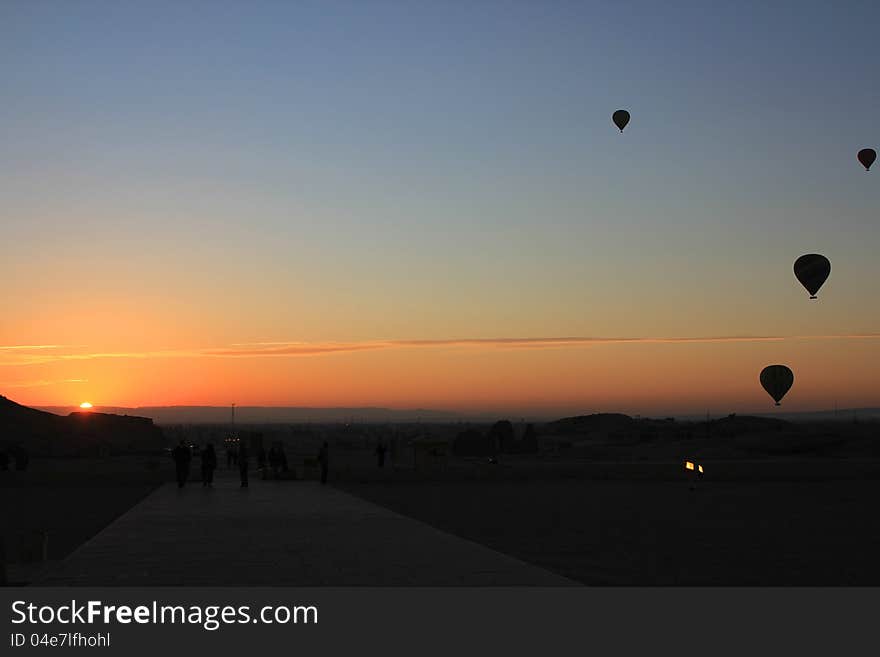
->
xmin=37 ymin=470 xmax=575 ymax=585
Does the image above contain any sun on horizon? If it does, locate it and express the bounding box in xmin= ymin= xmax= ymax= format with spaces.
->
xmin=79 ymin=402 xmax=93 ymax=410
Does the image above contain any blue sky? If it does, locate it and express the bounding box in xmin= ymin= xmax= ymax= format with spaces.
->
xmin=1 ymin=1 xmax=877 ymax=411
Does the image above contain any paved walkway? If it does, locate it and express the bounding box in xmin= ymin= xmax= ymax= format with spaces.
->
xmin=37 ymin=470 xmax=575 ymax=586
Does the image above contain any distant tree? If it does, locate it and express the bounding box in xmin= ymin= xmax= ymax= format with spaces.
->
xmin=522 ymin=423 xmax=538 ymax=453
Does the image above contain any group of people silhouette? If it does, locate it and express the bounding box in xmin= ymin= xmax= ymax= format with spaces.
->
xmin=171 ymin=440 xmax=217 ymax=488
xmin=171 ymin=439 xmax=331 ymax=487
xmin=256 ymin=443 xmax=290 ymax=478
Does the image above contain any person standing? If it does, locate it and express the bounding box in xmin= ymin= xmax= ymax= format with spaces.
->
xmin=201 ymin=443 xmax=217 ymax=487
xmin=226 ymin=440 xmax=237 ymax=469
xmin=238 ymin=441 xmax=249 ymax=488
xmin=172 ymin=440 xmax=191 ymax=488
xmin=258 ymin=446 xmax=267 ymax=476
xmin=268 ymin=445 xmax=281 ymax=479
xmin=317 ymin=441 xmax=329 ymax=485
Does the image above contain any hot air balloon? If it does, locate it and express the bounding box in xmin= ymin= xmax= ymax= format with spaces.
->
xmin=793 ymin=254 xmax=831 ymax=299
xmin=857 ymin=148 xmax=876 ymax=171
xmin=760 ymin=365 xmax=794 ymax=406
xmin=612 ymin=109 xmax=630 ymax=132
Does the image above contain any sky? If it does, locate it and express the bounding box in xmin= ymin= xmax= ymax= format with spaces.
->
xmin=1 ymin=0 xmax=878 ymax=416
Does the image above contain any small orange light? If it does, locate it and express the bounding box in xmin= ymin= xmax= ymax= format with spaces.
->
xmin=685 ymin=461 xmax=694 ymax=471
xmin=698 ymin=465 xmax=704 ymax=473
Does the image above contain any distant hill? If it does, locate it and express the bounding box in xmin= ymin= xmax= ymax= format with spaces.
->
xmin=543 ymin=413 xmax=635 ymax=435
xmin=27 ymin=403 xmax=880 ymax=426
xmin=675 ymin=409 xmax=880 ymax=422
xmin=760 ymin=408 xmax=880 ymax=422
xmin=36 ymin=405 xmax=457 ymax=425
xmin=1 ymin=395 xmax=164 ymax=455
xmin=701 ymin=414 xmax=788 ymax=433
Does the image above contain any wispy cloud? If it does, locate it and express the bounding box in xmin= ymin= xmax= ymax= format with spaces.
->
xmin=201 ymin=333 xmax=880 ymax=356
xmin=0 ymin=350 xmax=200 ymax=366
xmin=3 ymin=333 xmax=880 ymax=366
xmin=1 ymin=378 xmax=88 ymax=388
xmin=203 ymin=342 xmax=393 ymax=356
xmin=0 ymin=344 xmax=84 ymax=351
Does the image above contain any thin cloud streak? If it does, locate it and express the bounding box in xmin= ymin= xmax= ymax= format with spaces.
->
xmin=3 ymin=333 xmax=880 ymax=366
xmin=0 ymin=344 xmax=85 ymax=351
xmin=0 ymin=349 xmax=204 ymax=367
xmin=205 ymin=333 xmax=880 ymax=356
xmin=203 ymin=343 xmax=392 ymax=356
xmin=1 ymin=378 xmax=88 ymax=388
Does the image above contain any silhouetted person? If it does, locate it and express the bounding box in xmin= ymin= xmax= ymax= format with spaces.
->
xmin=172 ymin=440 xmax=191 ymax=488
xmin=239 ymin=442 xmax=249 ymax=488
xmin=269 ymin=445 xmax=284 ymax=479
xmin=318 ymin=441 xmax=329 ymax=484
xmin=201 ymin=443 xmax=217 ymax=487
xmin=226 ymin=442 xmax=238 ymax=468
xmin=375 ymin=441 xmax=387 ymax=468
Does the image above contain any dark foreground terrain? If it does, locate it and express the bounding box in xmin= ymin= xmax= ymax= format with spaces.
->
xmin=4 ymin=407 xmax=880 ymax=586
xmin=339 ymin=470 xmax=880 ymax=585
xmin=1 ymin=457 xmax=165 ymax=566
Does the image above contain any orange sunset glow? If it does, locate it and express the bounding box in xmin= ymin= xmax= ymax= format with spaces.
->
xmin=2 ymin=2 xmax=877 ymax=419
xmin=2 ymin=329 xmax=879 ymax=416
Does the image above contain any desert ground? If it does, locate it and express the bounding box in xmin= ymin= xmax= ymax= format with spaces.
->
xmin=339 ymin=473 xmax=880 ymax=585
xmin=1 ymin=456 xmax=165 ymax=583
xmin=4 ymin=415 xmax=880 ymax=586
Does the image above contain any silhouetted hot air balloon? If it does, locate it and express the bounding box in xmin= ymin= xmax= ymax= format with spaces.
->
xmin=612 ymin=109 xmax=630 ymax=132
xmin=793 ymin=254 xmax=831 ymax=299
xmin=857 ymin=148 xmax=876 ymax=171
xmin=760 ymin=365 xmax=794 ymax=406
